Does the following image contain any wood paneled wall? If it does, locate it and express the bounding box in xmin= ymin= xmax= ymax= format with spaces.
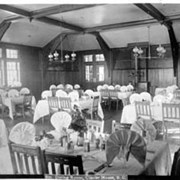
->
xmin=1 ymin=42 xmax=178 ymax=98
xmin=0 ymin=42 xmax=42 ymax=100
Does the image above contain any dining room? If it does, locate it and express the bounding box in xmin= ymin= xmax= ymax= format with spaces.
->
xmin=1 ymin=1 xmax=180 ymax=179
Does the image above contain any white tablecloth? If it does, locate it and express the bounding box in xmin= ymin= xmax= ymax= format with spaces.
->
xmin=33 ymin=99 xmax=104 ymax=123
xmin=2 ymin=96 xmax=36 ymax=120
xmin=120 ymin=104 xmax=163 ymax=124
xmin=117 ymin=92 xmax=132 ymax=99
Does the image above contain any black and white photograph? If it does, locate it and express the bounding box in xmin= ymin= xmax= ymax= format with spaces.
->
xmin=0 ymin=0 xmax=180 ymax=178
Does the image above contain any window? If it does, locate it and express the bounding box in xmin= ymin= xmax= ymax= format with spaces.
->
xmin=0 ymin=48 xmax=21 ymax=87
xmin=84 ymin=55 xmax=93 ymax=62
xmin=95 ymin=54 xmax=105 ymax=62
xmin=85 ymin=65 xmax=93 ymax=82
xmin=97 ymin=65 xmax=104 ymax=81
xmin=6 ymin=49 xmax=18 ymax=59
xmin=7 ymin=62 xmax=20 ymax=86
xmin=84 ymin=53 xmax=105 ymax=82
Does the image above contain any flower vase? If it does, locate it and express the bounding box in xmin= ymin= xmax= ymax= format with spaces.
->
xmin=76 ymin=132 xmax=84 ymax=146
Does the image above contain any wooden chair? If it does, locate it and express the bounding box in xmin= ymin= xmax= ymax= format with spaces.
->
xmin=86 ymin=119 xmax=104 ymax=137
xmin=135 ymin=101 xmax=153 ymax=121
xmin=100 ymin=89 xmax=109 ymax=108
xmin=16 ymin=95 xmax=33 ymax=118
xmin=162 ymin=103 xmax=180 ymax=140
xmin=59 ymin=97 xmax=72 ymax=112
xmin=8 ymin=142 xmax=44 ymax=175
xmin=43 ymin=152 xmax=84 ymax=175
xmin=48 ymin=96 xmax=60 ymax=115
xmin=86 ymin=95 xmax=100 ymax=119
xmin=173 ymin=90 xmax=180 ymax=100
xmin=109 ymin=90 xmax=120 ymax=110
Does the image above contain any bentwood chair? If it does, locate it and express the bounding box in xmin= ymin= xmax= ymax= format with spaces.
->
xmin=8 ymin=142 xmax=44 ymax=175
xmin=162 ymin=103 xmax=180 ymax=140
xmin=43 ymin=152 xmax=84 ymax=175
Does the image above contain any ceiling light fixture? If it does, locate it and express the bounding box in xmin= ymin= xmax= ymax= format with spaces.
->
xmin=132 ymin=26 xmax=166 ymax=59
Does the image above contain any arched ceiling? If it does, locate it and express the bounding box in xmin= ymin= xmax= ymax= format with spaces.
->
xmin=0 ymin=3 xmax=180 ymax=51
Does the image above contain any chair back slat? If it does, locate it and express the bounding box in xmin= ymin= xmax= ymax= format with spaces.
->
xmin=109 ymin=90 xmax=118 ymax=98
xmin=59 ymin=97 xmax=72 ymax=111
xmin=24 ymin=154 xmax=30 ymax=174
xmin=162 ymin=103 xmax=180 ymax=140
xmin=48 ymin=96 xmax=60 ymax=111
xmin=44 ymin=152 xmax=84 ymax=175
xmin=31 ymin=156 xmax=37 ymax=174
xmin=162 ymin=103 xmax=180 ymax=121
xmin=9 ymin=142 xmax=44 ymax=174
xmin=135 ymin=101 xmax=152 ymax=120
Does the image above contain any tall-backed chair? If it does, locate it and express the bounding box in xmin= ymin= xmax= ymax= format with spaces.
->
xmin=8 ymin=142 xmax=44 ymax=175
xmin=59 ymin=97 xmax=72 ymax=112
xmin=134 ymin=101 xmax=152 ymax=121
xmin=109 ymin=90 xmax=120 ymax=110
xmin=162 ymin=103 xmax=180 ymax=140
xmin=86 ymin=95 xmax=100 ymax=119
xmin=48 ymin=96 xmax=60 ymax=115
xmin=43 ymin=152 xmax=84 ymax=175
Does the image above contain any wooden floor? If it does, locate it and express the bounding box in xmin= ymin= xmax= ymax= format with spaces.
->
xmin=1 ymin=102 xmax=180 ymax=162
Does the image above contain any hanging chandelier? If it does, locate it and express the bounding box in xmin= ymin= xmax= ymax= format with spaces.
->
xmin=132 ymin=26 xmax=166 ymax=59
xmin=48 ymin=35 xmax=76 ymax=64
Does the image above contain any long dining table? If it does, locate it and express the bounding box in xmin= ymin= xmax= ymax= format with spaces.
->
xmin=33 ymin=98 xmax=104 ymax=123
xmin=46 ymin=140 xmax=172 ymax=176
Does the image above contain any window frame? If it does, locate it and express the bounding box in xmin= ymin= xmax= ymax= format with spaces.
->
xmin=83 ymin=53 xmax=105 ymax=83
xmin=0 ymin=47 xmax=21 ymax=87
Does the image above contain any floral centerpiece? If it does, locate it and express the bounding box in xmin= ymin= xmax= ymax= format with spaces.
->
xmin=68 ymin=104 xmax=88 ymax=145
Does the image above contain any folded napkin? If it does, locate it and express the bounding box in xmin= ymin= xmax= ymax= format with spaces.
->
xmin=130 ymin=118 xmax=157 ymax=142
xmin=9 ymin=122 xmax=35 ymax=145
xmin=106 ymin=129 xmax=146 ymax=166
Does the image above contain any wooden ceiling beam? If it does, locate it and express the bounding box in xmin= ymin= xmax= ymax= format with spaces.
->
xmin=37 ymin=17 xmax=84 ymax=32
xmin=85 ymin=18 xmax=158 ymax=32
xmin=0 ymin=5 xmax=84 ymax=32
xmin=135 ymin=3 xmax=179 ymax=77
xmin=0 ymin=20 xmax=11 ymax=41
xmin=31 ymin=4 xmax=104 ymax=18
xmin=91 ymin=32 xmax=112 ymax=77
xmin=43 ymin=33 xmax=67 ymax=54
xmin=0 ymin=5 xmax=31 ymax=17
